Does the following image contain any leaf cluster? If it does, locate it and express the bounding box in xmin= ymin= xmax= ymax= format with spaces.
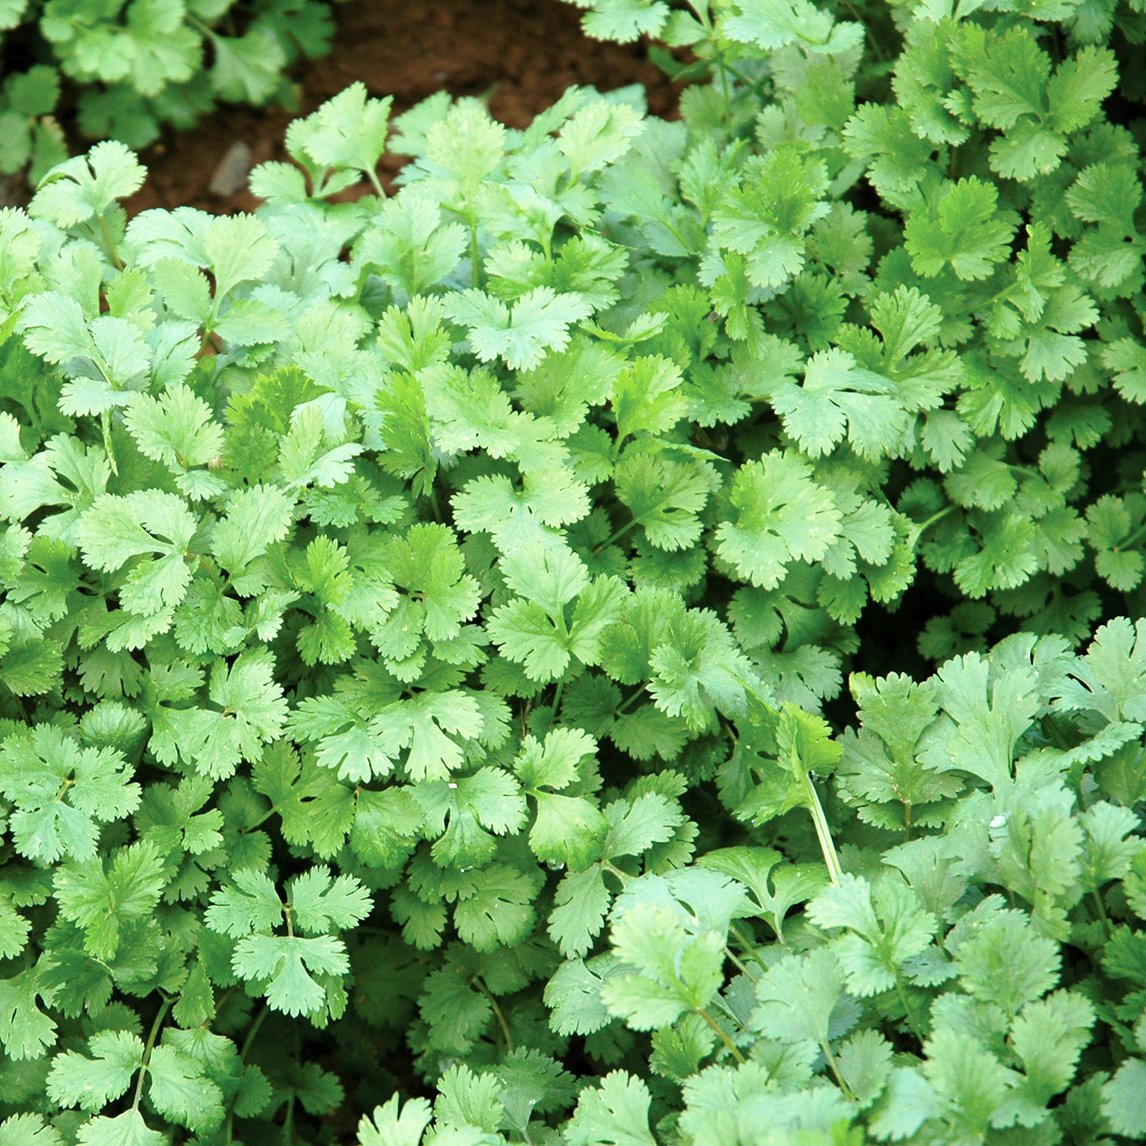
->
xmin=0 ymin=0 xmax=1142 ymax=1142
xmin=0 ymin=0 xmax=341 ymax=182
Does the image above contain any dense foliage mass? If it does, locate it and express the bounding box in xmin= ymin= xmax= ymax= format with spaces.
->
xmin=0 ymin=0 xmax=342 ymax=180
xmin=0 ymin=0 xmax=1145 ymax=1140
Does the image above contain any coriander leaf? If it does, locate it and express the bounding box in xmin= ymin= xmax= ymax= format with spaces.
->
xmin=453 ymin=863 xmax=541 ymax=951
xmin=285 ymin=81 xmax=392 ymax=183
xmin=612 ymin=354 xmax=688 ymax=445
xmin=277 ymin=404 xmax=363 ymax=490
xmin=904 ymin=177 xmax=1018 ymax=281
xmin=287 ymin=867 xmax=373 ymax=935
xmin=145 ymin=1044 xmax=224 ymax=1134
xmin=768 ymin=348 xmax=911 ymax=459
xmin=724 ymin=0 xmax=860 ymax=52
xmin=565 ymin=0 xmax=670 ymax=43
xmin=544 ymin=955 xmax=616 ymax=1035
xmin=0 ymin=1115 xmax=62 ymax=1146
xmin=951 ymin=901 xmax=1060 ymax=1013
xmin=0 ymin=725 xmax=140 ymax=863
xmin=75 ymin=1111 xmax=164 ymax=1146
xmin=52 ymin=840 xmax=166 ymax=961
xmin=709 ymin=146 xmax=830 ymax=288
xmin=355 ymin=1095 xmax=433 ymax=1146
xmin=47 ymin=1029 xmax=142 ymax=1112
xmin=123 ymin=384 xmax=224 ymax=479
xmin=232 ymin=933 xmax=349 ymax=1017
xmin=549 ymin=865 xmax=613 ymax=958
xmin=751 ymin=946 xmax=849 ymax=1048
xmin=353 ymin=192 xmax=466 ymax=304
xmin=565 ymin=1071 xmax=656 ymax=1146
xmin=714 ymin=451 xmax=841 ymax=590
xmin=807 ymin=874 xmax=937 ymax=997
xmin=1103 ymin=1058 xmax=1146 ymax=1138
xmin=444 ymin=286 xmax=594 ymax=371
xmin=601 ymin=904 xmax=725 ymax=1028
xmin=150 ymin=650 xmax=288 ymax=780
xmin=0 ymin=969 xmax=57 ymax=1060
xmin=30 ymin=141 xmax=145 ymax=228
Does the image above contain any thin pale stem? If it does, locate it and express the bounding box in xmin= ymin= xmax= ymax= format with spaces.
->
xmin=697 ymin=1007 xmax=746 ymax=1065
xmin=821 ymin=1040 xmax=856 ymax=1100
xmin=131 ymin=996 xmax=174 ymax=1112
xmin=476 ymin=977 xmax=514 ymax=1052
xmin=804 ymin=773 xmax=843 ymax=886
xmin=895 ymin=977 xmax=925 ymax=1045
xmin=723 ymin=944 xmax=758 ymax=984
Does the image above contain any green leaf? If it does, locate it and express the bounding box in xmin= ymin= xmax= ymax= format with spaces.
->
xmin=565 ymin=1071 xmax=656 ymax=1146
xmin=445 ymin=286 xmax=594 ymax=371
xmin=232 ymin=932 xmax=349 ymax=1017
xmin=904 ymin=177 xmax=1018 ymax=281
xmin=724 ymin=0 xmax=860 ymax=52
xmin=769 ymin=348 xmax=911 ymax=459
xmin=30 ymin=141 xmax=145 ymax=228
xmin=453 ymin=863 xmax=540 ymax=951
xmin=48 ymin=1029 xmax=142 ymax=1112
xmin=285 ymin=81 xmax=392 ymax=183
xmin=715 ymin=451 xmax=841 ymax=590
xmin=356 ymin=1094 xmax=433 ymax=1146
xmin=1103 ymin=1058 xmax=1146 ymax=1138
xmin=751 ymin=946 xmax=848 ymax=1047
xmin=75 ymin=1110 xmax=164 ymax=1146
xmin=0 ymin=969 xmax=57 ymax=1060
xmin=549 ymin=865 xmax=612 ymax=958
xmin=0 ymin=1115 xmax=63 ymax=1146
xmin=0 ymin=725 xmax=140 ymax=863
xmin=210 ymin=27 xmax=287 ymax=104
xmin=601 ymin=904 xmax=725 ymax=1029
xmin=951 ymin=900 xmax=1060 ymax=1013
xmin=709 ymin=146 xmax=830 ymax=288
xmin=566 ymin=0 xmax=670 ymax=43
xmin=53 ymin=840 xmax=166 ymax=961
xmin=145 ymin=1043 xmax=224 ymax=1133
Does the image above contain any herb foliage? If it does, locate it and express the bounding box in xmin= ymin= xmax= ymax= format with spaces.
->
xmin=0 ymin=0 xmax=1145 ymax=1141
xmin=0 ymin=0 xmax=342 ymax=181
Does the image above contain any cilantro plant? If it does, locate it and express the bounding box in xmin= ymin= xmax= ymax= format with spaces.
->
xmin=0 ymin=0 xmax=1145 ymax=1141
xmin=0 ymin=0 xmax=343 ymax=181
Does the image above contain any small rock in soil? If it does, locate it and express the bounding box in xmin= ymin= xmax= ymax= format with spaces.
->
xmin=208 ymin=141 xmax=254 ymax=197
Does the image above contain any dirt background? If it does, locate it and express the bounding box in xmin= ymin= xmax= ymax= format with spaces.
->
xmin=124 ymin=0 xmax=678 ymax=216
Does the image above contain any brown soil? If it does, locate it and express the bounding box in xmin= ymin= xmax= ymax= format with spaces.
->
xmin=125 ymin=0 xmax=679 ymax=217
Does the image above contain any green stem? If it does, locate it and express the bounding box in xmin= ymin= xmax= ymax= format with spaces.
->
xmin=131 ymin=996 xmax=174 ymax=1112
xmin=730 ymin=923 xmax=772 ymax=970
xmin=592 ymin=515 xmax=639 ymax=553
xmin=723 ymin=944 xmax=758 ymax=984
xmin=839 ymin=0 xmax=888 ymax=61
xmin=100 ymin=411 xmax=118 ymax=476
xmin=821 ymin=1041 xmax=856 ymax=1100
xmin=908 ymin=505 xmax=955 ymax=549
xmin=614 ymin=685 xmax=647 ymax=717
xmin=804 ymin=773 xmax=843 ymax=886
xmin=239 ymin=1003 xmax=269 ymax=1063
xmin=476 ymin=977 xmax=514 ymax=1052
xmin=894 ymin=976 xmax=925 ymax=1045
xmin=469 ymin=220 xmax=481 ymax=287
xmin=1090 ymin=889 xmax=1113 ymax=941
xmin=697 ymin=1007 xmax=746 ymax=1065
xmin=1117 ymin=520 xmax=1146 ymax=551
xmin=365 ymin=166 xmax=386 ymax=199
xmin=95 ymin=213 xmax=124 ymax=270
